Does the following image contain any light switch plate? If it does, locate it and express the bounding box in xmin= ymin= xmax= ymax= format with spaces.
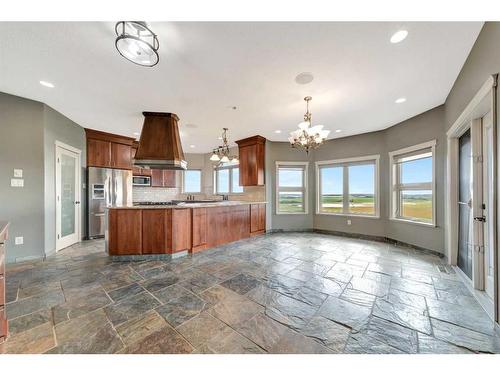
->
xmin=13 ymin=169 xmax=23 ymax=178
xmin=15 ymin=236 xmax=24 ymax=245
xmin=11 ymin=178 xmax=24 ymax=187
xmin=347 ymin=219 xmax=352 ymax=225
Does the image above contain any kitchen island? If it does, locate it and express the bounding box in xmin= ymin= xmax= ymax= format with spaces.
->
xmin=105 ymin=201 xmax=266 ymax=260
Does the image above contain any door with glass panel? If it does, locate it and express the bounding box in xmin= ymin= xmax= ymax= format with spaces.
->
xmin=482 ymin=114 xmax=495 ymax=299
xmin=56 ymin=143 xmax=81 ymax=251
xmin=458 ymin=129 xmax=473 ymax=278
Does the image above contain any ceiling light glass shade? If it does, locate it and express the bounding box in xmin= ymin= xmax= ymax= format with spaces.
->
xmin=298 ymin=121 xmax=310 ymax=130
xmin=320 ymin=130 xmax=330 ymax=138
xmin=210 ymin=153 xmax=220 ymax=161
xmin=220 ymin=155 xmax=230 ymax=163
xmin=115 ymin=21 xmax=159 ymax=67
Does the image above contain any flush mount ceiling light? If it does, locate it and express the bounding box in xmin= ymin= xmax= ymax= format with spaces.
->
xmin=210 ymin=128 xmax=239 ymax=164
xmin=390 ymin=30 xmax=408 ymax=44
xmin=274 ymin=130 xmax=282 ymax=134
xmin=39 ymin=80 xmax=54 ymax=88
xmin=335 ymin=129 xmax=342 ymax=133
xmin=289 ymin=96 xmax=330 ymax=154
xmin=395 ymin=97 xmax=407 ymax=104
xmin=115 ymin=21 xmax=159 ymax=67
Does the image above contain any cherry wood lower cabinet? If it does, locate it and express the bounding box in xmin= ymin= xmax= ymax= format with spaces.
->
xmin=142 ymin=209 xmax=169 ymax=254
xmin=171 ymin=208 xmax=192 ymax=253
xmin=107 ymin=204 xmax=265 ymax=256
xmin=192 ymin=208 xmax=208 ymax=253
xmin=108 ymin=209 xmax=142 ymax=255
xmin=250 ymin=203 xmax=266 ymax=235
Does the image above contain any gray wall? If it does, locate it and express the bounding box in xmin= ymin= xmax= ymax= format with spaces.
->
xmin=43 ymin=105 xmax=86 ymax=256
xmin=265 ymin=141 xmax=315 ymax=231
xmin=266 ymin=105 xmax=446 ymax=253
xmin=0 ymin=93 xmax=46 ymax=262
xmin=445 ymin=22 xmax=500 ymax=131
xmin=384 ymin=106 xmax=446 ymax=251
xmin=0 ymin=92 xmax=86 ymax=263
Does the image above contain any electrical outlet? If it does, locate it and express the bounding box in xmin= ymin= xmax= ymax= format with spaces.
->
xmin=347 ymin=219 xmax=352 ymax=226
xmin=11 ymin=178 xmax=24 ymax=187
xmin=15 ymin=236 xmax=24 ymax=245
xmin=13 ymin=169 xmax=23 ymax=178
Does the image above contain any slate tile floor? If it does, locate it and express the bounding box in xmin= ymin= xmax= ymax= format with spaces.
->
xmin=3 ymin=232 xmax=500 ymax=354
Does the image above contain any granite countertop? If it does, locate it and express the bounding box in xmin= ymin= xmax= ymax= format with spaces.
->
xmin=107 ymin=201 xmax=267 ymax=209
xmin=0 ymin=220 xmax=9 ymax=243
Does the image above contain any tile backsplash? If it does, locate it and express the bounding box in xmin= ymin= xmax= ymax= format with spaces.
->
xmin=132 ymin=185 xmax=265 ymax=203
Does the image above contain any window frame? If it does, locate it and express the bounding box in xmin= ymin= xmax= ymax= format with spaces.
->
xmin=214 ymin=164 xmax=244 ymax=195
xmin=182 ymin=169 xmax=202 ymax=194
xmin=315 ymin=155 xmax=380 ymax=218
xmin=389 ymin=140 xmax=436 ymax=227
xmin=275 ymin=161 xmax=309 ymax=215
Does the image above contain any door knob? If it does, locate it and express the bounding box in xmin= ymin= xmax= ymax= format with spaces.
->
xmin=474 ymin=216 xmax=486 ymax=222
xmin=75 ymin=201 xmax=81 ymax=204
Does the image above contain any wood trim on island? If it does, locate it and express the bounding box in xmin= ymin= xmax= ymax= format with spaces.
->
xmin=106 ymin=204 xmax=266 ymax=257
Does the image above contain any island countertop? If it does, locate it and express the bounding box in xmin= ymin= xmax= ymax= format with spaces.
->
xmin=107 ymin=201 xmax=267 ymax=209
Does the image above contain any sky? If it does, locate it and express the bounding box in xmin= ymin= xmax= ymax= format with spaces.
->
xmin=279 ymin=156 xmax=432 ymax=195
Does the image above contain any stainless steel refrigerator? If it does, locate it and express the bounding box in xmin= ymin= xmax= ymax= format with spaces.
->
xmin=88 ymin=167 xmax=132 ymax=239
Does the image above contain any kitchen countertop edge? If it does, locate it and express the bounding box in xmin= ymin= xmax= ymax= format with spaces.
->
xmin=106 ymin=201 xmax=267 ymax=209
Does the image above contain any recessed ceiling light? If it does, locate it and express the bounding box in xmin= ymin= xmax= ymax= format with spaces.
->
xmin=295 ymin=72 xmax=314 ymax=85
xmin=274 ymin=130 xmax=282 ymax=134
xmin=39 ymin=80 xmax=54 ymax=88
xmin=390 ymin=30 xmax=408 ymax=44
xmin=218 ymin=136 xmax=223 ymax=140
xmin=335 ymin=129 xmax=342 ymax=133
xmin=133 ymin=132 xmax=140 ymax=136
xmin=395 ymin=97 xmax=407 ymax=104
xmin=189 ymin=145 xmax=195 ymax=148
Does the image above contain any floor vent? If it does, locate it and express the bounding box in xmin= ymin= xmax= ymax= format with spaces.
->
xmin=437 ymin=264 xmax=456 ymax=274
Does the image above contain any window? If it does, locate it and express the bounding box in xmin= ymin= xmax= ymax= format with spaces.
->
xmin=389 ymin=140 xmax=436 ymax=225
xmin=183 ymin=170 xmax=202 ymax=193
xmin=316 ymin=155 xmax=379 ymax=217
xmin=276 ymin=162 xmax=308 ymax=214
xmin=215 ymin=164 xmax=244 ymax=194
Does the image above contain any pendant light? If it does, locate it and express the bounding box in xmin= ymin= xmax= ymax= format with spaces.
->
xmin=288 ymin=96 xmax=330 ymax=153
xmin=210 ymin=128 xmax=238 ymax=165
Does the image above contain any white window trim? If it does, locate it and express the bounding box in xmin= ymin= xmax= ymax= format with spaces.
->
xmin=275 ymin=161 xmax=309 ymax=215
xmin=389 ymin=140 xmax=436 ymax=227
xmin=315 ymin=155 xmax=380 ymax=218
xmin=214 ymin=164 xmax=244 ymax=195
xmin=182 ymin=169 xmax=202 ymax=194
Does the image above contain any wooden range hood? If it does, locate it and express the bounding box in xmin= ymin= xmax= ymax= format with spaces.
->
xmin=133 ymin=112 xmax=187 ymax=170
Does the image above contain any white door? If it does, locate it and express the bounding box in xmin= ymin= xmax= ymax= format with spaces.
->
xmin=482 ymin=113 xmax=495 ymax=300
xmin=56 ymin=143 xmax=81 ymax=251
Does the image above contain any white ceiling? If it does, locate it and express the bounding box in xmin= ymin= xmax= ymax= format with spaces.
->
xmin=0 ymin=22 xmax=483 ymax=153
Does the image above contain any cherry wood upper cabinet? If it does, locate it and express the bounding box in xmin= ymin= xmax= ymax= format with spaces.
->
xmin=151 ymin=169 xmax=176 ymax=187
xmin=85 ymin=128 xmax=135 ymax=170
xmin=111 ymin=142 xmax=133 ymax=169
xmin=235 ymin=135 xmax=266 ymax=186
xmin=87 ymin=138 xmax=111 ymax=168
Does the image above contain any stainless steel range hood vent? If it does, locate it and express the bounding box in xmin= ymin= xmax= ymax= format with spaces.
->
xmin=133 ymin=112 xmax=187 ymax=170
